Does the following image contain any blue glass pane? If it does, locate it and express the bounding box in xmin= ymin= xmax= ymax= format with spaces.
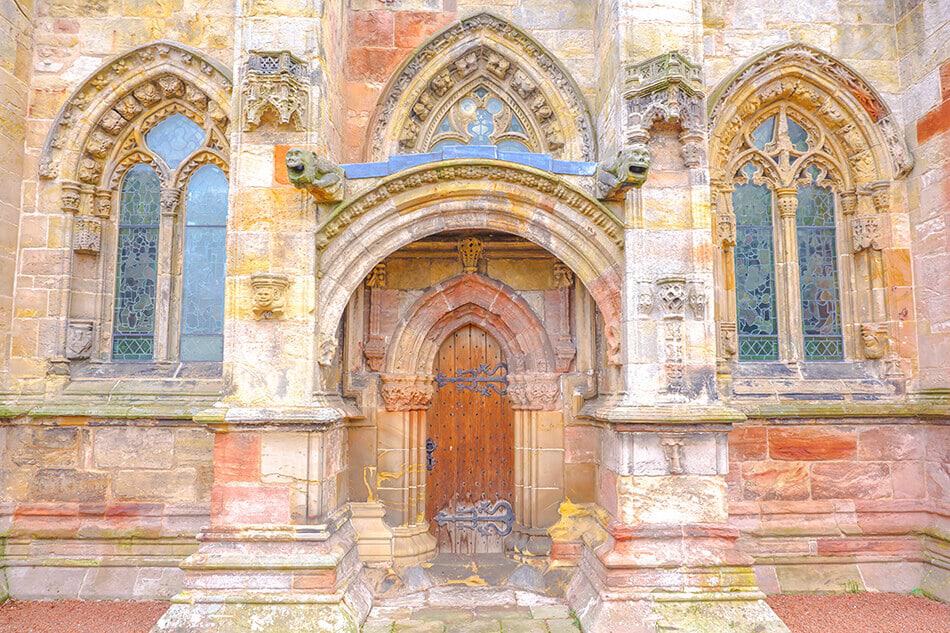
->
xmin=751 ymin=117 xmax=775 ymax=150
xmin=146 ymin=113 xmax=205 ymax=170
xmin=113 ymin=164 xmax=160 ymax=361
xmin=508 ymin=116 xmax=527 ymax=135
xmin=180 ymin=164 xmax=228 ymax=362
xmin=733 ymin=167 xmax=779 ymax=361
xmin=497 ymin=139 xmax=532 ymax=152
xmin=797 ymin=182 xmax=843 ymax=360
xmin=787 ymin=117 xmax=809 ymax=152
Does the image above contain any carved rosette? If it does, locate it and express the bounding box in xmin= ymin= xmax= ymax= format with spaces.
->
xmin=250 ymin=272 xmax=290 ymax=320
xmin=507 ymin=373 xmax=560 ymax=411
xmin=380 ymin=374 xmax=434 ymax=411
xmin=73 ymin=217 xmax=103 ymax=254
xmin=65 ymin=319 xmax=95 ymax=360
xmin=243 ymin=51 xmax=308 ymax=132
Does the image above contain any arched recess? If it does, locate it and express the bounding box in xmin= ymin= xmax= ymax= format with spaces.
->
xmin=38 ymin=40 xmax=232 ymax=364
xmin=365 ymin=12 xmax=596 ymax=162
xmin=315 ymin=160 xmax=624 ymax=373
xmin=707 ymin=43 xmax=913 ymax=371
xmin=384 ymin=273 xmax=556 ymax=376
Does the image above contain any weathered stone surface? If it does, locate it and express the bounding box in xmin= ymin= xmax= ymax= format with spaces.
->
xmin=811 ymin=463 xmax=892 ymax=499
xmin=741 ymin=461 xmax=810 ymax=500
xmin=94 ymin=428 xmax=175 ymax=469
xmin=29 ymin=468 xmax=108 ymax=502
xmin=768 ymin=427 xmax=857 ymax=461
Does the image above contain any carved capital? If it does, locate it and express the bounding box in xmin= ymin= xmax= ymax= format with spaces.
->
xmin=775 ymin=188 xmax=798 ymax=218
xmin=636 ymin=281 xmax=655 ymax=316
xmin=457 ymin=237 xmax=484 ymax=273
xmin=61 ymin=181 xmax=82 ymax=214
xmin=65 ymin=319 xmax=95 ymax=360
xmin=93 ymin=188 xmax=113 ymax=218
xmin=160 ymin=188 xmax=180 ymax=217
xmin=851 ymin=215 xmax=884 ymax=252
xmin=595 ymin=144 xmax=651 ymax=200
xmin=507 ymin=372 xmax=560 ymax=410
xmin=366 ymin=263 xmax=387 ymax=288
xmin=839 ymin=190 xmax=858 ymax=216
xmin=656 ymin=276 xmax=687 ymax=318
xmin=860 ymin=323 xmax=888 ymax=360
xmin=73 ymin=216 xmax=102 ymax=254
xmin=868 ymin=180 xmax=891 ymax=214
xmin=243 ymin=51 xmax=308 ymax=132
xmin=285 ymin=149 xmax=345 ymax=203
xmin=380 ymin=374 xmax=433 ymax=411
xmin=553 ymin=262 xmax=574 ymax=288
xmin=679 ymin=130 xmax=706 ymax=168
xmin=250 ymin=272 xmax=290 ymax=320
xmin=687 ymin=281 xmax=707 ymax=320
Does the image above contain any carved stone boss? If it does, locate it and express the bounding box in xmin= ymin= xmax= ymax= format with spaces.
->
xmin=243 ymin=51 xmax=308 ymax=132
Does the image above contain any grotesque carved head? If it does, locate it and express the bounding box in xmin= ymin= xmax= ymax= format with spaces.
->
xmin=622 ymin=145 xmax=652 ymax=188
xmin=860 ymin=324 xmax=887 ymax=360
xmin=285 ymin=148 xmax=314 ymax=188
xmin=284 ymin=149 xmax=345 ymax=203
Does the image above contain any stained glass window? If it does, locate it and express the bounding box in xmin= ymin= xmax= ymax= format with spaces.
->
xmin=751 ymin=117 xmax=775 ymax=150
xmin=429 ymin=86 xmax=533 ymax=152
xmin=145 ymin=113 xmax=205 ymax=170
xmin=113 ymin=164 xmax=160 ymax=361
xmin=180 ymin=165 xmax=228 ymax=361
xmin=797 ymin=166 xmax=843 ymax=360
xmin=733 ymin=164 xmax=779 ymax=361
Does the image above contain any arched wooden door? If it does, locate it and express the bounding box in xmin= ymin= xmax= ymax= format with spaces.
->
xmin=427 ymin=325 xmax=514 ymax=554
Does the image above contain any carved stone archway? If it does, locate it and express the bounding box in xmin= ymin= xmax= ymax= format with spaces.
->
xmin=315 ymin=159 xmax=625 ymax=384
xmin=375 ymin=273 xmax=565 ymax=561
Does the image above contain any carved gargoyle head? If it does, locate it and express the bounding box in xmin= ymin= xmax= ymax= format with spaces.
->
xmin=621 ymin=145 xmax=651 ymax=188
xmin=284 ymin=149 xmax=345 ymax=203
xmin=596 ymin=144 xmax=652 ymax=201
xmin=285 ymin=148 xmax=314 ymax=187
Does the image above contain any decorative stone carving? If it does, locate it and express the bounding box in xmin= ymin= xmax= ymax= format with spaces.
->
xmin=687 ymin=281 xmax=707 ymax=320
xmin=507 ymin=373 xmax=560 ymax=410
xmin=364 ymin=263 xmax=387 ymax=372
xmin=708 ymin=44 xmax=913 ymax=179
xmin=457 ymin=237 xmax=484 ymax=273
xmin=93 ymin=188 xmax=113 ymax=217
xmin=867 ymin=180 xmax=890 ymax=213
xmin=851 ymin=215 xmax=884 ymax=252
xmin=716 ymin=213 xmax=737 ymax=247
xmin=860 ymin=324 xmax=888 ymax=360
xmin=160 ymin=188 xmax=181 ymax=217
xmin=73 ymin=217 xmax=102 ymax=254
xmin=285 ymin=149 xmax=345 ymax=203
xmin=380 ymin=374 xmax=434 ymax=411
xmin=624 ymin=51 xmax=705 ymax=162
xmin=659 ymin=435 xmax=686 ymax=474
xmin=656 ymin=277 xmax=687 ymax=318
xmin=637 ymin=281 xmax=655 ymax=316
xmin=595 ymin=145 xmax=651 ymax=201
xmin=65 ymin=319 xmax=95 ymax=360
xmin=366 ymin=263 xmax=386 ymax=288
xmin=553 ymin=262 xmax=573 ymax=288
xmin=318 ymin=335 xmax=338 ymax=367
xmin=839 ymin=190 xmax=858 ymax=216
xmin=368 ymin=12 xmax=596 ymax=161
xmin=60 ymin=181 xmax=82 ymax=214
xmin=250 ymin=273 xmax=290 ymax=320
xmin=718 ymin=322 xmax=738 ymax=359
xmin=663 ymin=320 xmax=685 ymax=395
xmin=317 ymin=162 xmax=623 ymax=250
xmin=243 ymin=51 xmax=308 ymax=132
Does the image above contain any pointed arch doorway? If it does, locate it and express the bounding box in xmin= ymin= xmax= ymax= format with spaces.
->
xmin=427 ymin=324 xmax=515 ymax=554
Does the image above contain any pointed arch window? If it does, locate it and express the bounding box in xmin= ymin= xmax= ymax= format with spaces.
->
xmin=108 ymin=108 xmax=230 ymax=363
xmin=429 ymin=86 xmax=535 ymax=152
xmin=728 ymin=108 xmax=847 ymax=363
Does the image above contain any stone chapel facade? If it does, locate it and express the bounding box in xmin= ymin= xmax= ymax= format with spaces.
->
xmin=0 ymin=1 xmax=948 ymax=631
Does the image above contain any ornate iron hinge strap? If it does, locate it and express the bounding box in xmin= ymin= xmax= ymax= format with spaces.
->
xmin=435 ymin=362 xmax=508 ymax=396
xmin=435 ymin=499 xmax=515 ymax=537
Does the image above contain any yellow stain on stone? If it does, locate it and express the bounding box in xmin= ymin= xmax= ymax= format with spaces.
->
xmin=548 ymin=498 xmax=609 ymax=548
xmin=445 ymin=575 xmax=487 ymax=587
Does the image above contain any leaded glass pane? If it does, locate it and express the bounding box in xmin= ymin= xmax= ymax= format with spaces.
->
xmin=733 ymin=164 xmax=779 ymax=361
xmin=113 ymin=164 xmax=160 ymax=361
xmin=797 ymin=177 xmax=844 ymax=361
xmin=751 ymin=116 xmax=775 ymax=149
xmin=787 ymin=117 xmax=809 ymax=152
xmin=145 ymin=113 xmax=205 ymax=170
xmin=180 ymin=164 xmax=228 ymax=362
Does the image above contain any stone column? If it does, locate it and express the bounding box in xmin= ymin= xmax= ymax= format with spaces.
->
xmin=377 ymin=374 xmax=437 ymax=565
xmin=775 ymin=187 xmax=803 ymax=365
xmin=509 ymin=372 xmax=563 ymax=558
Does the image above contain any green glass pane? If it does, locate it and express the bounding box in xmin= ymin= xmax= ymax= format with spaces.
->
xmin=145 ymin=113 xmax=205 ymax=170
xmin=733 ymin=166 xmax=779 ymax=361
xmin=113 ymin=164 xmax=160 ymax=361
xmin=180 ymin=165 xmax=228 ymax=362
xmin=797 ymin=183 xmax=843 ymax=360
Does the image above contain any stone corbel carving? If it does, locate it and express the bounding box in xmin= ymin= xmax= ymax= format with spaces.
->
xmin=851 ymin=215 xmax=884 ymax=252
xmin=595 ymin=145 xmax=651 ymax=201
xmin=659 ymin=435 xmax=685 ymax=474
xmin=250 ymin=272 xmax=290 ymax=320
xmin=73 ymin=217 xmax=102 ymax=254
xmin=61 ymin=181 xmax=82 ymax=214
xmin=868 ymin=180 xmax=891 ymax=214
xmin=380 ymin=374 xmax=433 ymax=411
xmin=718 ymin=322 xmax=738 ymax=360
xmin=716 ymin=213 xmax=736 ymax=248
xmin=860 ymin=324 xmax=888 ymax=360
xmin=687 ymin=281 xmax=707 ymax=320
xmin=637 ymin=281 xmax=655 ymax=316
xmin=318 ymin=334 xmax=338 ymax=367
xmin=65 ymin=319 xmax=95 ymax=360
xmin=160 ymin=188 xmax=181 ymax=217
xmin=507 ymin=373 xmax=561 ymax=410
xmin=93 ymin=188 xmax=113 ymax=217
xmin=285 ymin=149 xmax=345 ymax=203
xmin=243 ymin=51 xmax=308 ymax=131
xmin=457 ymin=237 xmax=484 ymax=273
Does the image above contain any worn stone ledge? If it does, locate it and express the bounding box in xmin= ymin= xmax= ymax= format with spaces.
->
xmin=580 ymin=400 xmax=745 ymax=429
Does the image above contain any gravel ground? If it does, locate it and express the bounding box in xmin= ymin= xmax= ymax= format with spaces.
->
xmin=767 ymin=593 xmax=950 ymax=633
xmin=0 ymin=594 xmax=946 ymax=632
xmin=0 ymin=600 xmax=168 ymax=633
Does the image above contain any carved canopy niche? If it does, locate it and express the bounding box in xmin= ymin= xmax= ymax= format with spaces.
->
xmin=365 ymin=12 xmax=596 ymax=162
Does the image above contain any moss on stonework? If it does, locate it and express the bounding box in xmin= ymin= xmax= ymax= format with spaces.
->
xmin=653 ymin=600 xmax=790 ymax=633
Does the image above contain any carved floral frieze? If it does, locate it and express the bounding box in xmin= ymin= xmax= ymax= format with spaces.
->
xmin=507 ymin=373 xmax=560 ymax=410
xmin=380 ymin=374 xmax=434 ymax=411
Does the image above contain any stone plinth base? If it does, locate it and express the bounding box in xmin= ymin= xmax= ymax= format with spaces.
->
xmin=566 ymin=523 xmax=789 ymax=633
xmin=152 ymin=521 xmax=372 ymax=633
xmin=391 ymin=523 xmax=437 ymax=566
xmin=350 ymin=502 xmax=394 ymax=564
